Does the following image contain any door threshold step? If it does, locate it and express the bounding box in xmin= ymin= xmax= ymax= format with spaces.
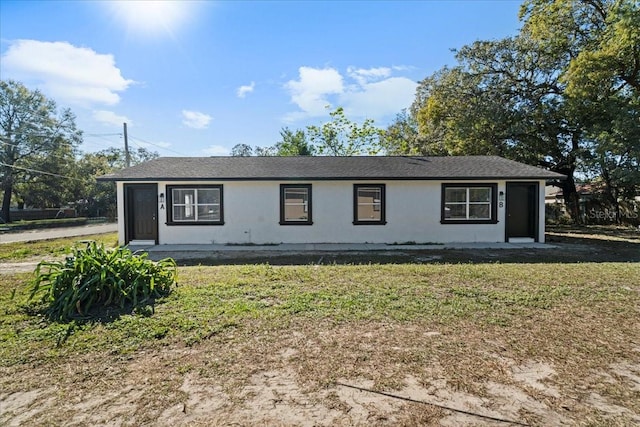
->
xmin=508 ymin=237 xmax=535 ymax=243
xmin=128 ymin=240 xmax=156 ymax=246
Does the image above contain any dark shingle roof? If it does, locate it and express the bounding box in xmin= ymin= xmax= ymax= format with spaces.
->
xmin=97 ymin=156 xmax=565 ymax=181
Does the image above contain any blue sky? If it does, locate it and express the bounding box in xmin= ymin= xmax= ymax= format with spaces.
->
xmin=1 ymin=1 xmax=523 ymax=157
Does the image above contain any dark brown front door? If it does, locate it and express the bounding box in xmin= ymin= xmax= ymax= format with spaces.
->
xmin=125 ymin=184 xmax=158 ymax=243
xmin=506 ymin=182 xmax=538 ymax=241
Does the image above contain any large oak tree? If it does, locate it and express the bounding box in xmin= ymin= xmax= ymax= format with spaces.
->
xmin=390 ymin=0 xmax=639 ymax=220
xmin=1 ymin=80 xmax=82 ymax=222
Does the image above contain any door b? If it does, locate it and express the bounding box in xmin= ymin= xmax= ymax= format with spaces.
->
xmin=125 ymin=184 xmax=158 ymax=243
xmin=506 ymin=183 xmax=538 ymax=241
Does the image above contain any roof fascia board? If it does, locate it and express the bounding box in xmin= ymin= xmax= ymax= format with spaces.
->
xmin=98 ymin=175 xmax=565 ymax=182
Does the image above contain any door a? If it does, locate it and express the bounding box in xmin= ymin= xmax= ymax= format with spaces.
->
xmin=124 ymin=184 xmax=158 ymax=244
xmin=506 ymin=182 xmax=538 ymax=242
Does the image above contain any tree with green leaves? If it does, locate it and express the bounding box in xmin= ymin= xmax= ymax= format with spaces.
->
xmin=254 ymin=128 xmax=315 ymax=156
xmin=231 ymin=143 xmax=253 ymax=157
xmin=580 ymin=94 xmax=640 ymax=221
xmin=253 ymin=145 xmax=276 ymax=156
xmin=1 ymin=80 xmax=82 ymax=222
xmin=66 ymin=152 xmax=116 ymax=219
xmin=396 ymin=0 xmax=639 ymax=221
xmin=522 ymin=0 xmax=640 ymax=221
xmin=73 ymin=147 xmax=159 ymax=218
xmin=379 ymin=110 xmax=431 ymax=156
xmin=306 ymin=107 xmax=381 ymax=156
xmin=521 ymin=0 xmax=639 ymax=98
xmin=13 ymin=136 xmax=79 ymax=209
xmin=249 ymin=110 xmax=380 ymax=157
xmin=413 ymin=35 xmax=584 ymax=202
xmin=92 ymin=146 xmax=158 ymax=170
xmin=273 ymin=127 xmax=315 ymax=156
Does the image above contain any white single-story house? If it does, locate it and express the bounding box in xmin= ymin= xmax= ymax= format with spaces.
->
xmin=98 ymin=156 xmax=565 ymax=246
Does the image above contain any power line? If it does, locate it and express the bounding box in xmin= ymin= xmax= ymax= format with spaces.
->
xmin=3 ymin=135 xmax=144 ymax=155
xmin=0 ymin=139 xmax=74 ymax=148
xmin=0 ymin=140 xmax=73 ymax=149
xmin=0 ymin=133 xmax=80 ymax=142
xmin=0 ymin=140 xmax=84 ymax=164
xmin=85 ymin=133 xmax=122 ymax=137
xmin=3 ymin=132 xmax=190 ymax=158
xmin=82 ymin=134 xmax=122 ymax=149
xmin=81 ymin=141 xmax=117 ymax=151
xmin=1 ymin=134 xmax=122 ymax=152
xmin=128 ymin=134 xmax=188 ymax=156
xmin=3 ymin=132 xmax=187 ymax=156
xmin=0 ymin=139 xmax=123 ymax=162
xmin=0 ymin=162 xmax=84 ymax=182
xmin=0 ymin=133 xmax=58 ymax=139
xmin=128 ymin=139 xmax=159 ymax=152
xmin=1 ymin=132 xmax=120 ymax=138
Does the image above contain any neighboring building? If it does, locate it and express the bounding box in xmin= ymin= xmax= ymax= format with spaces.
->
xmin=546 ymin=183 xmax=640 ymax=225
xmin=545 ymin=183 xmax=598 ymax=207
xmin=98 ymin=156 xmax=564 ymax=245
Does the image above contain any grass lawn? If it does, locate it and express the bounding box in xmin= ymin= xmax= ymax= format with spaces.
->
xmin=0 ymin=232 xmax=118 ymax=261
xmin=0 ymin=231 xmax=639 ymax=426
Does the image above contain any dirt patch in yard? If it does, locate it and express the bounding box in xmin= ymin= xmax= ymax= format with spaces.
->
xmin=0 ymin=260 xmax=42 ymax=274
xmin=2 ymin=318 xmax=639 ymax=426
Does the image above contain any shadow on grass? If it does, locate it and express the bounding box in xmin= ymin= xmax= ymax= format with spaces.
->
xmin=548 ymin=224 xmax=640 ymax=240
xmin=21 ymin=297 xmax=169 ymax=346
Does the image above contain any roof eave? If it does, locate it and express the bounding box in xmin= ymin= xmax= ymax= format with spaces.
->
xmin=96 ymin=174 xmax=565 ymax=182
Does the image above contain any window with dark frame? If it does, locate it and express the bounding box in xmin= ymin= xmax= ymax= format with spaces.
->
xmin=280 ymin=184 xmax=312 ymax=225
xmin=167 ymin=185 xmax=224 ymax=225
xmin=353 ymin=184 xmax=386 ymax=225
xmin=441 ymin=183 xmax=497 ymax=224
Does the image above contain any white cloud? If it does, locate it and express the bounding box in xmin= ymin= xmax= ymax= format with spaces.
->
xmin=237 ymin=81 xmax=255 ymax=98
xmin=340 ymin=77 xmax=418 ymax=119
xmin=283 ymin=66 xmax=417 ymax=122
xmin=202 ymin=145 xmax=229 ymax=156
xmin=0 ymin=40 xmax=133 ymax=106
xmin=392 ymin=65 xmax=414 ymax=72
xmin=93 ymin=110 xmax=131 ymax=127
xmin=182 ymin=110 xmax=212 ymax=129
xmin=284 ymin=67 xmax=344 ymax=120
xmin=346 ymin=66 xmax=391 ymax=85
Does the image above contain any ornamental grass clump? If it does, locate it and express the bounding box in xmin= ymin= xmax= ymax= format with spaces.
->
xmin=30 ymin=242 xmax=177 ymax=321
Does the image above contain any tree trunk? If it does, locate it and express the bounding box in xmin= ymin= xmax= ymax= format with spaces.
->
xmin=560 ymin=175 xmax=580 ymax=223
xmin=549 ymin=155 xmax=580 ymax=223
xmin=600 ymin=165 xmax=620 ymax=224
xmin=1 ymin=179 xmax=12 ymax=223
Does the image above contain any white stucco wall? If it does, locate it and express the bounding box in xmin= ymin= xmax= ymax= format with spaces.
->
xmin=116 ymin=179 xmax=547 ymax=245
xmin=116 ymin=181 xmax=126 ymax=245
xmin=537 ymin=182 xmax=546 ymax=243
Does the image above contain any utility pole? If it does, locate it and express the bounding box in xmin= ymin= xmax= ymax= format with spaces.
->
xmin=123 ymin=122 xmax=131 ymax=168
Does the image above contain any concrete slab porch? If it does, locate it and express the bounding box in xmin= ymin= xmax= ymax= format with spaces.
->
xmin=128 ymin=241 xmax=556 ymax=254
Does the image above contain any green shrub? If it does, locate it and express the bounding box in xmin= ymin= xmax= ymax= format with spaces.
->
xmin=29 ymin=242 xmax=177 ymax=321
